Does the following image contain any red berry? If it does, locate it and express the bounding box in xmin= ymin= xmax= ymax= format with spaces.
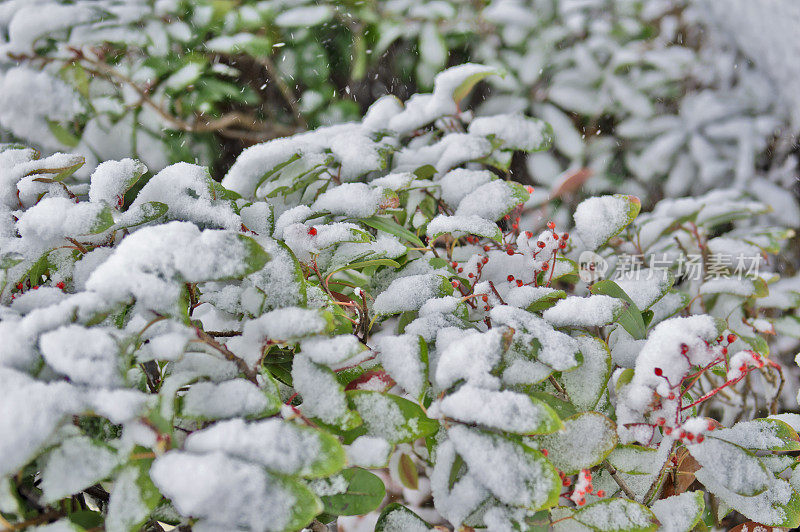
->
xmin=541 ymin=448 xmax=548 ymax=457
xmin=654 ymin=368 xmax=663 ymax=376
xmin=668 ymin=393 xmax=675 ymax=400
xmin=506 ymin=249 xmax=514 ymax=256
xmin=468 ymin=273 xmax=474 ymax=278
xmin=451 ymin=280 xmax=460 ymax=288
xmin=507 ymin=275 xmax=515 ymax=282
xmin=680 ymin=343 xmax=689 ymax=355
xmin=55 ymin=282 xmax=65 ymax=290
xmin=586 ymin=485 xmax=593 ymax=493
xmin=16 ymin=283 xmax=22 ymax=290
xmin=686 ymin=433 xmax=694 ymax=441
xmin=727 ymin=334 xmax=737 ymax=343
xmin=451 ymin=262 xmax=458 ymax=268
xmin=562 ymin=232 xmax=569 ymax=240
xmin=552 ymin=233 xmax=558 ymax=240
xmin=664 ymin=427 xmax=672 ymax=435
xmin=525 ymin=185 xmax=534 ymax=193
xmin=559 ymin=242 xmax=566 ymax=249
xmin=482 ymin=257 xmax=489 ymax=264
xmin=578 ymin=499 xmax=585 ymax=506
xmin=308 ymin=227 xmax=317 ymax=236
xmin=707 ymin=421 xmax=715 ymax=431
xmin=483 ymin=245 xmax=491 ymax=252
xmin=512 ymin=223 xmax=519 ymax=230
xmin=656 ymin=417 xmax=666 ymax=426
xmin=458 ymin=267 xmax=464 ymax=273
xmin=516 ymin=280 xmax=523 ymax=287
xmin=547 ymin=221 xmax=555 ymax=230
xmin=721 ymin=347 xmax=728 ymax=355
xmin=525 ymin=231 xmax=533 ymax=238
xmin=482 ymin=295 xmax=488 ymax=302
xmin=484 ymin=305 xmax=490 ymax=311
xmin=541 ymin=262 xmax=549 ymax=271
xmin=597 ymin=490 xmax=605 ymax=497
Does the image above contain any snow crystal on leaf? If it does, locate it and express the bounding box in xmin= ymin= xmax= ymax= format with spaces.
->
xmin=562 ymin=336 xmax=611 ymax=411
xmin=436 ymin=385 xmax=560 ymax=434
xmin=150 ymin=451 xmax=307 ymax=532
xmin=130 ymin=162 xmax=239 ymax=230
xmin=687 ymin=436 xmax=771 ymax=496
xmin=438 ymin=168 xmax=494 ymax=208
xmin=17 ymin=197 xmax=110 ymax=241
xmin=300 ymin=335 xmax=368 ymax=369
xmin=88 ymin=158 xmax=147 ymax=206
xmin=430 ymin=439 xmax=489 ymax=526
xmin=455 ymin=180 xmax=519 ymax=221
xmin=448 ymin=425 xmax=559 ymax=510
xmin=376 ymin=334 xmax=427 ymax=399
xmin=574 ymin=195 xmax=637 ymax=250
xmin=537 ymin=412 xmax=617 ymax=474
xmin=291 ymin=355 xmax=354 ymax=427
xmin=650 ymin=491 xmax=704 ymax=532
xmin=468 ymin=113 xmax=551 ymax=152
xmin=39 ymin=325 xmax=121 ymax=387
xmin=311 ymin=183 xmax=387 ymax=218
xmin=427 ymin=214 xmax=501 ymax=241
xmin=346 ymin=436 xmax=391 ymax=468
xmin=183 ymin=418 xmax=342 ymax=477
xmin=573 ymin=498 xmax=657 ymax=531
xmin=542 ymin=295 xmax=624 ymax=327
xmin=490 ymin=306 xmax=580 ymax=371
xmin=41 ymin=436 xmax=118 ymax=503
xmin=373 ymin=273 xmax=448 ymax=315
xmin=436 ymin=328 xmax=505 ymax=390
xmin=181 ymin=379 xmax=275 ymax=420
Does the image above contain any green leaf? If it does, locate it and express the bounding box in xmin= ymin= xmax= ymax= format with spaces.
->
xmin=375 ymin=503 xmax=431 ymax=531
xmin=117 ymin=201 xmax=168 ymax=229
xmin=362 ymin=215 xmax=425 ymax=248
xmin=318 ymin=467 xmax=385 ymax=516
xmin=689 ymin=436 xmax=772 ymax=496
xmin=325 ymin=258 xmax=401 ymax=278
xmin=561 ymin=336 xmax=612 ymax=411
xmin=346 ymin=391 xmax=438 ymax=444
xmin=536 ymin=412 xmax=618 ymax=474
xmin=68 ymin=510 xmax=104 ymax=529
xmin=237 ymin=234 xmax=271 ymax=276
xmin=573 ymin=498 xmax=659 ymax=531
xmin=591 ymin=280 xmax=647 ymax=340
xmin=280 ymin=476 xmax=325 ymax=531
xmin=449 ymin=66 xmax=501 ymax=105
xmin=47 ymin=120 xmax=80 ymax=148
xmin=526 ymin=290 xmax=567 ymax=313
xmin=87 ymin=206 xmax=116 ymax=234
xmin=607 ymin=444 xmax=659 ymax=475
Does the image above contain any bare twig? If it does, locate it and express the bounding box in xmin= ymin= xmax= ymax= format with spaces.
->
xmin=603 ymin=460 xmax=638 ymax=501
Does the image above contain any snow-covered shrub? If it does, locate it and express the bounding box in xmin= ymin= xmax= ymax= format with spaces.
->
xmin=1 ymin=64 xmax=799 ymax=531
xmin=2 ymin=0 xmax=797 ymax=218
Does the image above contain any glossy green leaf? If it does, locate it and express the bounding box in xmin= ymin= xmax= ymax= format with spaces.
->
xmin=318 ymin=467 xmax=385 ymax=516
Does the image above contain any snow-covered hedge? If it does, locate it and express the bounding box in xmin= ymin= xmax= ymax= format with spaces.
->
xmin=1 ymin=0 xmax=798 ymax=225
xmin=1 ymin=64 xmax=799 ymax=531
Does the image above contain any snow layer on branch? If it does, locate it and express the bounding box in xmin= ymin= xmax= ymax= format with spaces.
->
xmin=346 ymin=436 xmax=391 ymax=468
xmin=427 ymin=214 xmax=499 ymax=239
xmin=542 ymin=295 xmax=623 ymax=327
xmin=468 ymin=113 xmax=550 ymax=152
xmin=455 ymin=180 xmax=517 ymax=220
xmin=299 ymin=335 xmax=368 ymax=369
xmin=490 ymin=306 xmax=580 ymax=371
xmin=150 ymin=451 xmax=298 ymax=531
xmin=373 ymin=273 xmax=446 ymax=315
xmin=376 ymin=334 xmax=426 ymax=399
xmin=183 ymin=419 xmax=325 ymax=476
xmin=39 ymin=325 xmax=121 ymax=387
xmin=311 ymin=183 xmax=387 ymax=218
xmin=436 ymin=328 xmax=505 ymax=390
xmin=291 ymin=355 xmax=350 ymax=425
xmin=130 ymin=163 xmax=239 ymax=230
xmin=448 ymin=425 xmax=556 ymax=509
xmin=41 ymin=436 xmax=119 ymax=503
xmin=438 ymin=168 xmax=494 ymax=208
xmin=86 ymin=221 xmax=251 ymax=313
xmin=573 ymin=195 xmax=632 ymax=250
xmin=0 ymin=67 xmax=83 ymax=150
xmin=436 ymin=385 xmax=552 ymax=433
xmin=430 ymin=438 xmax=489 ymax=526
xmin=88 ymin=158 xmax=147 ymax=206
xmin=0 ymin=368 xmax=81 ymax=477
xmin=16 ymin=197 xmax=108 ymax=241
xmin=181 ymin=380 xmax=272 ymax=420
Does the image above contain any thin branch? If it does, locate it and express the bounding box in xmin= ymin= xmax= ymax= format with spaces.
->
xmin=194 ymin=328 xmax=257 ymax=384
xmin=603 ymin=460 xmax=638 ymax=500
